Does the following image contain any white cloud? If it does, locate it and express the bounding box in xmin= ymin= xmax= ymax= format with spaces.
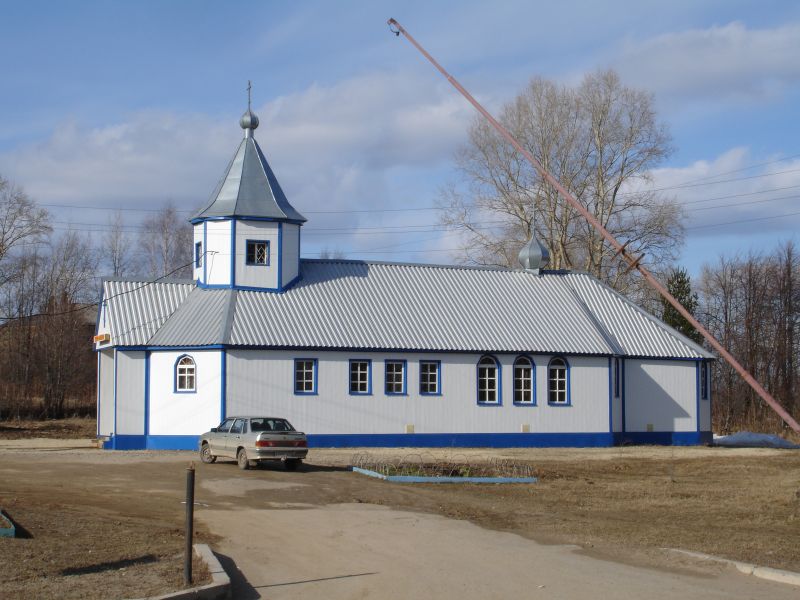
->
xmin=612 ymin=21 xmax=800 ymax=104
xmin=647 ymin=147 xmax=800 ymax=237
xmin=0 ymin=70 xmax=472 ymax=262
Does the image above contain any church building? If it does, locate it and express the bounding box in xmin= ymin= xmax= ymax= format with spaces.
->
xmin=94 ymin=103 xmax=714 ymax=450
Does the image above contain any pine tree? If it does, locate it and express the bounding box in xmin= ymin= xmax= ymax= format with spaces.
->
xmin=662 ymin=267 xmax=703 ymax=344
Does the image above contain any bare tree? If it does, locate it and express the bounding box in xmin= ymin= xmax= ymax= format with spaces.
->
xmin=0 ymin=175 xmax=51 ymax=284
xmin=698 ymin=242 xmax=800 ymax=432
xmin=140 ymin=202 xmax=192 ymax=279
xmin=441 ymin=69 xmax=682 ymax=293
xmin=102 ymin=211 xmax=134 ymax=277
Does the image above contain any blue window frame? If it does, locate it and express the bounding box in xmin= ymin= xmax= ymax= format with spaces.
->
xmin=246 ymin=240 xmax=270 ymax=265
xmin=174 ymin=354 xmax=196 ymax=393
xmin=384 ymin=360 xmax=407 ymax=395
xmin=419 ymin=360 xmax=441 ymax=395
xmin=548 ymin=357 xmax=570 ymax=405
xmin=477 ymin=355 xmax=501 ymax=405
xmin=349 ymin=359 xmax=372 ymax=395
xmin=513 ymin=356 xmax=535 ymax=405
xmin=613 ymin=357 xmax=621 ymax=399
xmin=194 ymin=241 xmax=203 ymax=268
xmin=294 ymin=358 xmax=318 ymax=395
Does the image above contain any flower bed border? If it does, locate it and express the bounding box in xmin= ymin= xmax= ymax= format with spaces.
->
xmin=352 ymin=466 xmax=537 ymax=484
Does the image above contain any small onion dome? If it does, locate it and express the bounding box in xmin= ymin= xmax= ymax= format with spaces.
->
xmin=518 ymin=235 xmax=550 ymax=272
xmin=240 ymin=109 xmax=259 ymax=131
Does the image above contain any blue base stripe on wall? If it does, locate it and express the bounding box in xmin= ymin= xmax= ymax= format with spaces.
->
xmin=104 ymin=435 xmax=199 ymax=451
xmin=307 ymin=432 xmax=615 ymax=448
xmin=614 ymin=431 xmax=712 ymax=446
xmin=102 ymin=431 xmax=714 ymax=450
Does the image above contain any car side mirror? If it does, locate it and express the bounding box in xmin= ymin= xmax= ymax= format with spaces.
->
xmin=210 ymin=427 xmax=217 ymax=433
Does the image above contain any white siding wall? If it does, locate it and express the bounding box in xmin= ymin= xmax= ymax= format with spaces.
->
xmin=94 ymin=301 xmax=112 ymax=351
xmin=148 ymin=350 xmax=222 ymax=435
xmin=625 ymin=359 xmax=697 ymax=432
xmin=97 ymin=349 xmax=115 ymax=436
xmin=226 ymin=351 xmax=610 ymax=435
xmin=206 ymin=220 xmax=233 ymax=285
xmin=281 ymin=224 xmax=300 ymax=285
xmin=235 ymin=220 xmax=279 ymax=289
xmin=116 ymin=350 xmax=145 ymax=435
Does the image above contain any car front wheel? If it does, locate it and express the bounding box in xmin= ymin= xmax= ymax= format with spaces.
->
xmin=237 ymin=448 xmax=251 ymax=470
xmin=200 ymin=443 xmax=216 ymax=464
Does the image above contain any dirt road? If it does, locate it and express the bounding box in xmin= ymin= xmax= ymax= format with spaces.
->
xmin=1 ymin=440 xmax=799 ymax=599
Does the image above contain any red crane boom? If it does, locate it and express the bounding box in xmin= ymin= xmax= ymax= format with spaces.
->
xmin=387 ymin=17 xmax=800 ymax=433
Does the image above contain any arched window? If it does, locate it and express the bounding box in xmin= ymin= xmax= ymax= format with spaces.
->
xmin=477 ymin=356 xmax=500 ymax=404
xmin=513 ymin=356 xmax=534 ymax=404
xmin=548 ymin=357 xmax=568 ymax=405
xmin=175 ymin=355 xmax=196 ymax=392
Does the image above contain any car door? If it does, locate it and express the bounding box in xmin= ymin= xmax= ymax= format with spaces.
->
xmin=210 ymin=418 xmax=235 ymax=457
xmin=225 ymin=418 xmax=247 ymax=457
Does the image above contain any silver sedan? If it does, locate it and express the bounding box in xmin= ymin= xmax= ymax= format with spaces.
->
xmin=199 ymin=416 xmax=308 ymax=470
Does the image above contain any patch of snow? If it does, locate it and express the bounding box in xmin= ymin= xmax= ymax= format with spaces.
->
xmin=713 ymin=431 xmax=800 ymax=449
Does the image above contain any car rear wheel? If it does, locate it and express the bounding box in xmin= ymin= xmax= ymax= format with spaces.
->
xmin=284 ymin=458 xmax=301 ymax=471
xmin=237 ymin=448 xmax=251 ymax=470
xmin=200 ymin=443 xmax=216 ymax=464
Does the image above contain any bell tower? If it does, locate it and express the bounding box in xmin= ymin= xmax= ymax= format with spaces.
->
xmin=190 ymin=84 xmax=306 ymax=292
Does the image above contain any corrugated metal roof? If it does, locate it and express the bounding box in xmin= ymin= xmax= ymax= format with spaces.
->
xmin=191 ymin=135 xmax=306 ymax=223
xmin=102 ymin=279 xmax=195 ymax=347
xmin=231 ymin=261 xmax=615 ymax=354
xmin=99 ymin=261 xmax=714 ymax=359
xmin=563 ymin=273 xmax=711 ymax=359
xmin=148 ymin=288 xmax=234 ymax=346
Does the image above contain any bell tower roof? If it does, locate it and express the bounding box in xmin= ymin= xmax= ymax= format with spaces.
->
xmin=192 ymin=85 xmax=306 ymax=224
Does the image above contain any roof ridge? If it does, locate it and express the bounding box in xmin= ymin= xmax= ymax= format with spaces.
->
xmin=300 ymin=257 xmax=576 ymax=274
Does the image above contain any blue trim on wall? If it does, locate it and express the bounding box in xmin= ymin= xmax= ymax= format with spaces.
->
xmin=230 ymin=220 xmax=236 ymax=287
xmin=173 ymin=353 xmax=197 ymax=393
xmin=512 ymin=354 xmax=536 ymax=406
xmin=614 ymin=431 xmax=712 ymax=446
xmin=202 ymin=221 xmax=208 ymax=284
xmin=144 ymin=351 xmax=151 ymax=436
xmin=96 ymin=352 xmax=101 ymax=436
xmin=621 ymin=358 xmax=627 ymax=433
xmin=476 ymin=354 xmax=502 ymax=406
xmin=348 ymin=358 xmax=372 ymax=395
xmin=117 ymin=345 xmax=227 ymax=351
xmin=196 ymin=281 xmax=282 ymax=292
xmin=419 ymin=359 xmax=442 ymax=396
xmin=277 ymin=222 xmax=283 ymax=289
xmin=607 ymin=357 xmax=613 ymax=433
xmin=293 ymin=358 xmax=319 ymax=395
xmin=384 ymin=359 xmax=407 ymax=395
xmin=220 ymin=349 xmax=227 ymax=422
xmin=547 ymin=356 xmax=571 ymax=406
xmin=190 ymin=215 xmax=305 ymax=226
xmin=308 ymin=432 xmax=615 ymax=448
xmin=282 ymin=273 xmax=302 ymax=291
xmin=113 ymin=348 xmax=118 ymax=437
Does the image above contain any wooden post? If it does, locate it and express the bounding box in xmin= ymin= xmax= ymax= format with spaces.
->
xmin=184 ymin=463 xmax=195 ymax=585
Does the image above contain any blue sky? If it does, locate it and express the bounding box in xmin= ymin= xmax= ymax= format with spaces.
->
xmin=1 ymin=0 xmax=799 ymax=276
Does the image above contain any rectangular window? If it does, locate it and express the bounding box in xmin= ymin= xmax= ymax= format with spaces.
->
xmin=195 ymin=241 xmax=203 ymax=268
xmin=294 ymin=359 xmax=317 ymax=395
xmin=385 ymin=360 xmax=406 ymax=395
xmin=478 ymin=358 xmax=498 ymax=403
xmin=349 ymin=359 xmax=371 ymax=395
xmin=246 ymin=240 xmax=270 ymax=265
xmin=514 ymin=359 xmax=533 ymax=404
xmin=613 ymin=358 xmax=620 ymax=399
xmin=420 ymin=361 xmax=441 ymax=395
xmin=700 ymin=362 xmax=709 ymax=400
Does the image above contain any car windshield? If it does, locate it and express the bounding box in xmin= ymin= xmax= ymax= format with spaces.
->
xmin=250 ymin=418 xmax=295 ymax=432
